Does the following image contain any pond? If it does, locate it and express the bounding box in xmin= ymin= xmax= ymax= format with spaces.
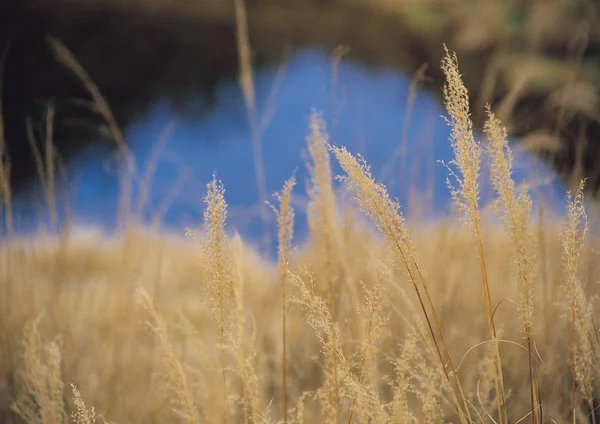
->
xmin=9 ymin=48 xmax=567 ymax=255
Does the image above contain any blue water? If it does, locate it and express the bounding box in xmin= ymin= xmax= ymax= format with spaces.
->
xmin=8 ymin=48 xmax=567 ymax=253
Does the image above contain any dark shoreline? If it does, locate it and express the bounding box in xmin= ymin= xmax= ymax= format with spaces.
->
xmin=1 ymin=0 xmax=599 ymax=195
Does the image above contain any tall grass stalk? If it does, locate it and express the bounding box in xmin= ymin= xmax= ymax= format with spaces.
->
xmin=441 ymin=45 xmax=507 ymax=424
xmin=44 ymin=101 xmax=57 ymax=233
xmin=199 ymin=176 xmax=234 ymax=424
xmin=135 ymin=287 xmax=200 ymax=424
xmin=46 ymin=35 xmax=135 ymax=230
xmin=0 ymin=42 xmax=12 ymax=343
xmin=290 ymin=272 xmax=348 ymax=424
xmin=560 ymin=180 xmax=596 ymax=424
xmin=390 ymin=332 xmax=418 ymax=424
xmin=484 ymin=105 xmax=539 ymax=423
xmin=330 ymin=144 xmax=471 ymax=423
xmin=0 ymin=42 xmax=11 ymax=244
xmin=233 ymin=239 xmax=250 ymax=424
xmin=379 ymin=63 xmax=428 ymax=186
xmin=234 ymin=0 xmax=270 ymax=254
xmin=24 ymin=103 xmax=63 ymax=237
xmin=330 ymin=45 xmax=350 ymax=146
xmin=272 ymin=176 xmax=296 ymax=423
xmin=0 ymin=136 xmax=9 ymax=240
xmin=231 ymin=233 xmax=262 ymax=424
xmin=306 ymin=112 xmax=344 ymax=421
xmin=307 ymin=112 xmax=341 ymax=318
xmin=346 ymin=274 xmax=387 ymax=424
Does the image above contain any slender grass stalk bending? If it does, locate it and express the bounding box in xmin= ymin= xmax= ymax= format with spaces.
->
xmin=136 ymin=288 xmax=200 ymax=424
xmin=485 ymin=105 xmax=540 ymax=423
xmin=441 ymin=46 xmax=507 ymax=424
xmin=46 ymin=35 xmax=136 ymax=230
xmin=330 ymin=144 xmax=472 ymax=423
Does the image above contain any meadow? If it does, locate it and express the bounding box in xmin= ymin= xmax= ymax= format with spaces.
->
xmin=0 ymin=38 xmax=599 ymax=424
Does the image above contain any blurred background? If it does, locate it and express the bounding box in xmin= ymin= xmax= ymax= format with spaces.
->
xmin=1 ymin=0 xmax=598 ymax=254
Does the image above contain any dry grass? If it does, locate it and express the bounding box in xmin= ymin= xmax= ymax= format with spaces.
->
xmin=272 ymin=176 xmax=296 ymax=423
xmin=1 ymin=45 xmax=600 ymax=424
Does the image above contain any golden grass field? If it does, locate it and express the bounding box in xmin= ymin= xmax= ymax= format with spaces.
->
xmin=1 ymin=16 xmax=600 ymax=424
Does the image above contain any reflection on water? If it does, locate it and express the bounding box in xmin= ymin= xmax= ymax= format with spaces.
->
xmin=9 ymin=48 xmax=566 ymax=253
